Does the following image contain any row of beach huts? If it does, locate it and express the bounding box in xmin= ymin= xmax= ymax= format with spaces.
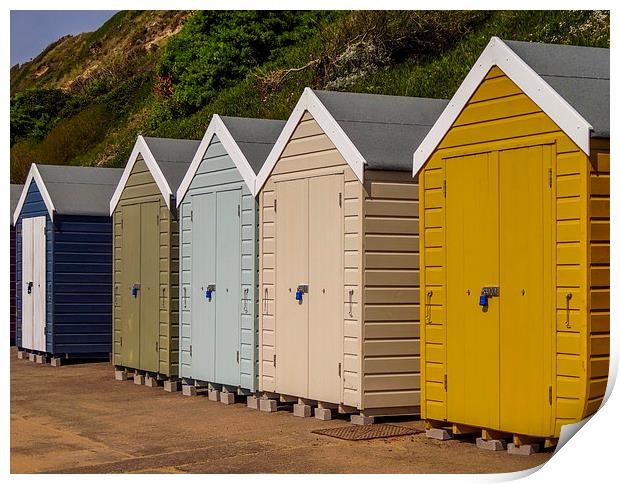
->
xmin=10 ymin=38 xmax=610 ymax=453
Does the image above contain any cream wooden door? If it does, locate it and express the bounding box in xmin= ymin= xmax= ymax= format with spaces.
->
xmin=308 ymin=174 xmax=343 ymax=403
xmin=275 ymin=178 xmax=309 ymax=398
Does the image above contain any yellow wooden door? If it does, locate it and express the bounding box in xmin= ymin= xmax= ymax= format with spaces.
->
xmin=498 ymin=145 xmax=552 ymax=436
xmin=308 ymin=174 xmax=343 ymax=404
xmin=446 ymin=152 xmax=500 ymax=430
xmin=275 ymin=178 xmax=309 ymax=398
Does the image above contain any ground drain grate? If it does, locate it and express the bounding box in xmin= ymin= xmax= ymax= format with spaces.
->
xmin=312 ymin=424 xmax=419 ymax=441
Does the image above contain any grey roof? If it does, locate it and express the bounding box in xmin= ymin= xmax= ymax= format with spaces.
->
xmin=143 ymin=137 xmax=201 ymax=193
xmin=313 ymin=90 xmax=449 ymax=171
xmin=219 ymin=116 xmax=285 ymax=174
xmin=10 ymin=184 xmax=23 ymax=219
xmin=36 ymin=165 xmax=123 ymax=217
xmin=504 ymin=39 xmax=609 ymax=138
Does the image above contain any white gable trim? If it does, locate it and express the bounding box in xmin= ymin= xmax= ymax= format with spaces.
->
xmin=412 ymin=36 xmax=593 ymax=176
xmin=109 ymin=135 xmax=173 ymax=214
xmin=176 ymin=114 xmax=261 ymax=205
xmin=13 ymin=164 xmax=56 ymax=225
xmin=255 ymin=87 xmax=367 ymax=193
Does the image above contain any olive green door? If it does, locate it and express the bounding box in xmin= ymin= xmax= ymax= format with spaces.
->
xmin=140 ymin=201 xmax=161 ymax=372
xmin=121 ymin=204 xmax=141 ymax=368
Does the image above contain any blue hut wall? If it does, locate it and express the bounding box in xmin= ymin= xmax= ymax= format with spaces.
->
xmin=179 ymin=135 xmax=259 ymax=391
xmin=51 ymin=214 xmax=112 ymax=355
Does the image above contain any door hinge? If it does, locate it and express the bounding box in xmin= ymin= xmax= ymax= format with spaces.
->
xmin=548 ymin=385 xmax=552 ymax=405
xmin=120 ymin=336 xmax=123 ymax=346
xmin=273 ymin=354 xmax=277 ymax=367
xmin=338 ymin=362 xmax=342 ymax=377
xmin=121 ymin=219 xmax=123 ymax=228
xmin=236 ymin=350 xmax=240 ymax=363
xmin=548 ymin=168 xmax=552 ymax=188
xmin=238 ymin=204 xmax=240 ymax=217
xmin=443 ymin=179 xmax=447 ymax=197
xmin=189 ymin=344 xmax=192 ymax=357
xmin=190 ymin=210 xmax=193 ymax=222
xmin=155 ymin=341 xmax=159 ymax=352
xmin=274 ymin=199 xmax=277 ymax=212
xmin=444 ymin=374 xmax=448 ymax=391
xmin=156 ymin=214 xmax=160 ymax=225
xmin=338 ymin=192 xmax=342 ymax=207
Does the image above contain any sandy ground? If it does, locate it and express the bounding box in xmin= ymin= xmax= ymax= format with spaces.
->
xmin=10 ymin=348 xmax=552 ymax=474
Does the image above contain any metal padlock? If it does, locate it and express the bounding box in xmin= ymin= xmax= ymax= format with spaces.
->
xmin=27 ymin=281 xmax=33 ymax=294
xmin=479 ymin=294 xmax=488 ymax=307
xmin=206 ymin=284 xmax=215 ymax=302
xmin=295 ymin=290 xmax=303 ymax=301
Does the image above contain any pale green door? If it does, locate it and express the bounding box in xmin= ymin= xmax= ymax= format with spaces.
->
xmin=140 ymin=201 xmax=160 ymax=372
xmin=121 ymin=204 xmax=141 ymax=368
xmin=215 ymin=189 xmax=242 ymax=386
xmin=191 ymin=193 xmax=216 ymax=381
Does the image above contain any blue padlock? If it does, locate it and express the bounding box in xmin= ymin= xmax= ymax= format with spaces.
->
xmin=132 ymin=286 xmax=138 ymax=298
xmin=479 ymin=294 xmax=488 ymax=307
xmin=206 ymin=289 xmax=212 ymax=301
xmin=295 ymin=290 xmax=303 ymax=301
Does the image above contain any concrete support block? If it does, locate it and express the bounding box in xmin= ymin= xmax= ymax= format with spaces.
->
xmin=50 ymin=358 xmax=62 ymax=367
xmin=259 ymin=398 xmax=277 ymax=413
xmin=293 ymin=404 xmax=312 ymax=417
xmin=115 ymin=370 xmax=128 ymax=381
xmin=182 ymin=385 xmax=197 ymax=397
xmin=351 ymin=414 xmax=375 ymax=425
xmin=220 ymin=392 xmax=235 ymax=405
xmin=246 ymin=395 xmax=258 ymax=409
xmin=144 ymin=376 xmax=160 ymax=388
xmin=29 ymin=353 xmax=36 ymax=362
xmin=133 ymin=374 xmax=145 ymax=385
xmin=35 ymin=355 xmax=47 ymax=364
xmin=164 ymin=380 xmax=179 ymax=392
xmin=476 ymin=438 xmax=507 ymax=451
xmin=314 ymin=407 xmax=332 ymax=421
xmin=17 ymin=351 xmax=25 ymax=359
xmin=208 ymin=389 xmax=220 ymax=402
xmin=426 ymin=428 xmax=453 ymax=440
xmin=507 ymin=443 xmax=540 ymax=455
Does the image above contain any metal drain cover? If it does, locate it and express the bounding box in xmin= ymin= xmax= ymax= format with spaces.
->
xmin=312 ymin=424 xmax=419 ymax=441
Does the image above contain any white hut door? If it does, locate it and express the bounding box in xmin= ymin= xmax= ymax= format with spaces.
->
xmin=308 ymin=174 xmax=343 ymax=403
xmin=21 ymin=218 xmax=34 ymax=350
xmin=32 ymin=216 xmax=47 ymax=352
xmin=22 ymin=217 xmax=46 ymax=352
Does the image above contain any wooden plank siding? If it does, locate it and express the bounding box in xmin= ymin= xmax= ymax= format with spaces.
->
xmin=259 ymin=111 xmax=363 ymax=407
xmin=419 ymin=65 xmax=603 ymax=436
xmin=113 ymin=156 xmax=177 ymax=377
xmin=179 ymin=136 xmax=259 ymax=391
xmin=583 ymin=140 xmax=610 ymax=417
xmin=362 ymin=171 xmax=420 ymax=410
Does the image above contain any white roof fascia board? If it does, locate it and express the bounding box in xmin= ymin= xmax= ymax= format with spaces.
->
xmin=176 ymin=115 xmax=261 ymax=205
xmin=13 ymin=164 xmax=56 ymax=225
xmin=176 ymin=122 xmax=217 ymax=206
xmin=412 ymin=36 xmax=593 ymax=176
xmin=109 ymin=135 xmax=173 ymax=214
xmin=254 ymin=87 xmax=367 ymax=193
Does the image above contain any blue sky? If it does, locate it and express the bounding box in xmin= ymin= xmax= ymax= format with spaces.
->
xmin=10 ymin=10 xmax=118 ymax=66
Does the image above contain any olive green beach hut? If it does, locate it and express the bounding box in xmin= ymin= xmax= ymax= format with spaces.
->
xmin=109 ymin=135 xmax=200 ymax=388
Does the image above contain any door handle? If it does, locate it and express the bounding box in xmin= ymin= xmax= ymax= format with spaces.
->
xmin=479 ymin=286 xmax=499 ymax=307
